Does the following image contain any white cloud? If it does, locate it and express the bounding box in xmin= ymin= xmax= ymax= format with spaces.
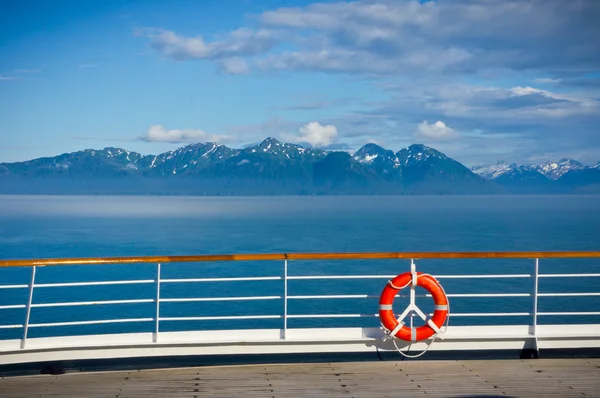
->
xmin=415 ymin=121 xmax=459 ymax=141
xmin=137 ymin=28 xmax=275 ymax=67
xmin=0 ymin=75 xmax=18 ymax=81
xmin=257 ymin=47 xmax=473 ymax=75
xmin=14 ymin=69 xmax=41 ymax=73
xmin=139 ymin=1 xmax=599 ymax=77
xmin=509 ymin=86 xmax=594 ymax=107
xmin=138 ymin=29 xmax=211 ymax=60
xmin=218 ymin=57 xmax=249 ymax=75
xmin=140 ymin=125 xmax=225 ymax=143
xmin=374 ymin=82 xmax=597 ymax=124
xmin=255 ymin=0 xmax=600 ymax=75
xmin=534 ymin=78 xmax=562 ymax=84
xmin=293 ymin=121 xmax=338 ymax=147
xmin=510 ymin=86 xmax=545 ymax=96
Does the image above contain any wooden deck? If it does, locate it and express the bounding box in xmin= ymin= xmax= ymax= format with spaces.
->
xmin=1 ymin=359 xmax=599 ymax=397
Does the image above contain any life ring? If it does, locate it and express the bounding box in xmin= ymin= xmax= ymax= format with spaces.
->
xmin=379 ymin=272 xmax=448 ymax=341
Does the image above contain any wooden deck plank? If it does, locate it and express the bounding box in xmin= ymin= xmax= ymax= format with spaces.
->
xmin=1 ymin=359 xmax=599 ymax=398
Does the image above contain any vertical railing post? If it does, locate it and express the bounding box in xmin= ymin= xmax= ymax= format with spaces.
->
xmin=21 ymin=266 xmax=37 ymax=349
xmin=410 ymin=259 xmax=416 ymax=330
xmin=532 ymin=258 xmax=539 ymax=337
xmin=283 ymin=259 xmax=288 ymax=340
xmin=153 ymin=263 xmax=161 ymax=343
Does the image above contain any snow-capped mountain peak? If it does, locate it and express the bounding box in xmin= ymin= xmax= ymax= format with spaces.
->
xmin=353 ymin=143 xmax=395 ymax=164
xmin=243 ymin=137 xmax=328 ymax=160
xmin=474 ymin=157 xmax=591 ymax=181
xmin=396 ymin=144 xmax=447 ymax=165
xmin=471 ymin=161 xmax=518 ymax=179
xmin=534 ymin=158 xmax=584 ymax=180
xmin=100 ymin=147 xmax=129 ymax=157
xmin=257 ymin=137 xmax=282 ymax=152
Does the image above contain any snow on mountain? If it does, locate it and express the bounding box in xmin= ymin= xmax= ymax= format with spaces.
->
xmin=141 ymin=142 xmax=241 ymax=175
xmin=495 ymin=165 xmax=541 ymax=178
xmin=471 ymin=161 xmax=518 ymax=179
xmin=534 ymin=158 xmax=584 ymax=180
xmin=396 ymin=144 xmax=447 ymax=166
xmin=353 ymin=143 xmax=397 ymax=165
xmin=474 ymin=158 xmax=588 ymax=180
xmin=4 ymin=139 xmax=596 ymax=195
xmin=244 ymin=137 xmax=327 ymax=159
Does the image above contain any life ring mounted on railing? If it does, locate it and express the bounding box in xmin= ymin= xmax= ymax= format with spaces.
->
xmin=379 ymin=272 xmax=449 ymax=340
xmin=378 ymin=262 xmax=449 ymax=357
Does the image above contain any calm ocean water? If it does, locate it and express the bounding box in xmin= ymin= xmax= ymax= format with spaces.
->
xmin=1 ymin=195 xmax=599 ymax=339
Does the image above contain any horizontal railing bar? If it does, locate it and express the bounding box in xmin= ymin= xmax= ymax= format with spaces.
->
xmin=0 ymin=254 xmax=285 ymax=267
xmin=2 ymin=251 xmax=599 ymax=267
xmin=286 ymin=252 xmax=600 ymax=260
xmin=387 ymin=293 xmax=530 ymax=298
xmin=32 ymin=299 xmax=155 ymax=308
xmin=538 ymin=293 xmax=600 ymax=297
xmin=287 ymin=293 xmax=531 ymax=300
xmin=161 ymin=277 xmax=281 ymax=283
xmin=0 ymin=304 xmax=26 ymax=310
xmin=29 ymin=318 xmax=154 ymax=328
xmin=288 ymin=274 xmax=532 ymax=280
xmin=288 ymin=275 xmax=392 ymax=280
xmin=160 ymin=315 xmax=281 ymax=321
xmin=161 ymin=296 xmax=281 ymax=303
xmin=29 ymin=275 xmax=537 ymax=286
xmin=447 ymin=312 xmax=532 ymax=317
xmin=287 ymin=314 xmax=377 ymax=318
xmin=538 ymin=312 xmax=600 ymax=316
xmin=447 ymin=293 xmax=531 ymax=298
xmin=539 ymin=274 xmax=600 ymax=278
xmin=436 ymin=274 xmax=532 ymax=279
xmin=288 ymin=312 xmax=532 ymax=318
xmin=0 ymin=284 xmax=28 ymax=289
xmin=34 ymin=280 xmax=155 ymax=288
xmin=289 ymin=295 xmax=372 ymax=299
xmin=0 ymin=324 xmax=23 ymax=329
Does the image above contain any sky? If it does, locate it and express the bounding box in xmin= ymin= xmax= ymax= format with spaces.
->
xmin=1 ymin=0 xmax=599 ymax=166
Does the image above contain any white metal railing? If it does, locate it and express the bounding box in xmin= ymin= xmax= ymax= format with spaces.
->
xmin=0 ymin=254 xmax=599 ymax=359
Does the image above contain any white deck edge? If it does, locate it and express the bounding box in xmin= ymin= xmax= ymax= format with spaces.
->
xmin=0 ymin=324 xmax=599 ymax=366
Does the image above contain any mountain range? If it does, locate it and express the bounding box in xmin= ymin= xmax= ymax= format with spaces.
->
xmin=471 ymin=158 xmax=600 ymax=194
xmin=0 ymin=138 xmax=598 ymax=195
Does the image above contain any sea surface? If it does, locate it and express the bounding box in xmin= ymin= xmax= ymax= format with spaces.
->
xmin=1 ymin=195 xmax=599 ymax=340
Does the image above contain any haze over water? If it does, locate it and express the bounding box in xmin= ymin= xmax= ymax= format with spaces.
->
xmin=2 ymin=194 xmax=599 ymax=256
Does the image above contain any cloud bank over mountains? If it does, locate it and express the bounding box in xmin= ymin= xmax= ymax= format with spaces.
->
xmin=135 ymin=0 xmax=600 ymax=166
xmin=139 ymin=0 xmax=599 ymax=77
xmin=140 ymin=125 xmax=226 ymax=144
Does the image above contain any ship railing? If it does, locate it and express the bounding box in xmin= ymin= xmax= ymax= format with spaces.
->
xmin=1 ymin=251 xmax=599 ymax=365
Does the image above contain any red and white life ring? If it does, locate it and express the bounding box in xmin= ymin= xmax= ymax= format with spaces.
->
xmin=379 ymin=272 xmax=448 ymax=341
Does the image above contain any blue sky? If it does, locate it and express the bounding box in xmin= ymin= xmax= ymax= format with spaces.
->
xmin=1 ymin=0 xmax=599 ymax=166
